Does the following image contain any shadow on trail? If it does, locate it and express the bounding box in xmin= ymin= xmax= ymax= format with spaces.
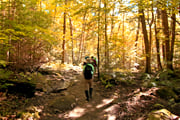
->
xmin=37 ymin=69 xmax=158 ymax=120
xmin=58 ymin=93 xmax=119 ymax=120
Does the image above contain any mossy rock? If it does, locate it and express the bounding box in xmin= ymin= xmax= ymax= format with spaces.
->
xmin=147 ymin=109 xmax=179 ymax=120
xmin=156 ymin=87 xmax=178 ymax=100
xmin=152 ymin=104 xmax=165 ymax=110
xmin=49 ymin=95 xmax=76 ymax=112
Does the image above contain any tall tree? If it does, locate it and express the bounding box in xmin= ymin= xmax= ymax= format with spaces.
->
xmin=161 ymin=9 xmax=171 ymax=70
xmin=97 ymin=0 xmax=101 ymax=80
xmin=104 ymin=0 xmax=109 ymax=70
xmin=170 ymin=2 xmax=176 ymax=71
xmin=62 ymin=0 xmax=67 ymax=64
xmin=122 ymin=12 xmax=125 ymax=69
xmin=147 ymin=2 xmax=154 ymax=71
xmin=69 ymin=17 xmax=74 ymax=64
xmin=78 ymin=10 xmax=87 ymax=64
xmin=135 ymin=16 xmax=140 ymax=63
xmin=154 ymin=8 xmax=162 ymax=70
xmin=139 ymin=1 xmax=151 ymax=73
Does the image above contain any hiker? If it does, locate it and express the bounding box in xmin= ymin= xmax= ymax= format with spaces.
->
xmin=83 ymin=56 xmax=89 ymax=66
xmin=91 ymin=56 xmax=97 ymax=73
xmin=83 ymin=57 xmax=94 ymax=101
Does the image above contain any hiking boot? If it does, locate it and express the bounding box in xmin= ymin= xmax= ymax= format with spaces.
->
xmin=89 ymin=88 xmax=93 ymax=99
xmin=85 ymin=90 xmax=89 ymax=101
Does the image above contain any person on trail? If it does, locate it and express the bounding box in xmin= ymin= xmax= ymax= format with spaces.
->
xmin=91 ymin=56 xmax=97 ymax=73
xmin=83 ymin=56 xmax=89 ymax=66
xmin=83 ymin=57 xmax=94 ymax=101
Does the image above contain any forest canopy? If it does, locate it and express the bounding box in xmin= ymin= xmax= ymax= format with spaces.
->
xmin=0 ymin=0 xmax=180 ymax=119
xmin=0 ymin=0 xmax=180 ymax=73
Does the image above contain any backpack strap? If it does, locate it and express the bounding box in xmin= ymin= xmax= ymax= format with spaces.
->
xmin=83 ymin=63 xmax=94 ymax=74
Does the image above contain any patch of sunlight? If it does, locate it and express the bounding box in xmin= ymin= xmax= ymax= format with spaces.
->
xmin=131 ymin=67 xmax=139 ymax=72
xmin=107 ymin=114 xmax=116 ymax=120
xmin=137 ymin=117 xmax=145 ymax=120
xmin=126 ymin=87 xmax=159 ymax=111
xmin=96 ymin=98 xmax=114 ymax=108
xmin=74 ymin=80 xmax=80 ymax=82
xmin=104 ymin=104 xmax=119 ymax=113
xmin=135 ymin=87 xmax=159 ymax=98
xmin=41 ymin=60 xmax=82 ymax=71
xmin=86 ymin=104 xmax=93 ymax=108
xmin=96 ymin=96 xmax=117 ymax=109
xmin=104 ymin=104 xmax=120 ymax=120
xmin=64 ymin=107 xmax=86 ymax=118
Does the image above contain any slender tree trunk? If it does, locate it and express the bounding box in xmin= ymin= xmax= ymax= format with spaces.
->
xmin=170 ymin=11 xmax=176 ymax=71
xmin=162 ymin=44 xmax=166 ymax=64
xmin=110 ymin=4 xmax=115 ymax=40
xmin=122 ymin=13 xmax=125 ymax=69
xmin=97 ymin=0 xmax=101 ymax=80
xmin=161 ymin=9 xmax=171 ymax=70
xmin=139 ymin=8 xmax=151 ymax=73
xmin=135 ymin=17 xmax=140 ymax=63
xmin=110 ymin=5 xmax=115 ymax=68
xmin=69 ymin=17 xmax=74 ymax=64
xmin=7 ymin=0 xmax=12 ymax=63
xmin=79 ymin=11 xmax=86 ymax=64
xmin=148 ymin=4 xmax=154 ymax=72
xmin=104 ymin=0 xmax=109 ymax=70
xmin=0 ymin=0 xmax=2 ymax=26
xmin=62 ymin=0 xmax=67 ymax=64
xmin=155 ymin=9 xmax=162 ymax=70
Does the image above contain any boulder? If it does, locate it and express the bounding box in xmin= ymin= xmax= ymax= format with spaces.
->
xmin=147 ymin=109 xmax=179 ymax=120
xmin=49 ymin=95 xmax=76 ymax=112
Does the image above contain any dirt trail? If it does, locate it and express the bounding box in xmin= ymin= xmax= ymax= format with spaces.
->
xmin=0 ymin=67 xmax=179 ymax=120
xmin=26 ymin=69 xmax=157 ymax=120
xmin=39 ymin=72 xmax=121 ymax=120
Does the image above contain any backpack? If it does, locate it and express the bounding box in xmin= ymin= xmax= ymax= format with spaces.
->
xmin=83 ymin=64 xmax=94 ymax=80
xmin=92 ymin=59 xmax=97 ymax=66
xmin=91 ymin=57 xmax=98 ymax=67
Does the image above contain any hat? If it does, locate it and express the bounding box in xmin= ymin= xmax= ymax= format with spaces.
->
xmin=85 ymin=56 xmax=89 ymax=59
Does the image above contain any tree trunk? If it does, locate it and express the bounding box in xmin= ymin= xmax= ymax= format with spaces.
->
xmin=148 ymin=4 xmax=154 ymax=72
xmin=122 ymin=13 xmax=125 ymax=69
xmin=79 ymin=11 xmax=86 ymax=64
xmin=161 ymin=9 xmax=171 ymax=70
xmin=139 ymin=8 xmax=151 ymax=73
xmin=7 ymin=0 xmax=12 ymax=63
xmin=97 ymin=0 xmax=101 ymax=80
xmin=62 ymin=0 xmax=67 ymax=64
xmin=135 ymin=17 xmax=140 ymax=63
xmin=69 ymin=17 xmax=74 ymax=64
xmin=154 ymin=9 xmax=162 ymax=70
xmin=104 ymin=0 xmax=109 ymax=71
xmin=170 ymin=12 xmax=176 ymax=71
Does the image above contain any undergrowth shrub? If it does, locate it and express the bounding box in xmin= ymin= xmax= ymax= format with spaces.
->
xmin=100 ymin=73 xmax=116 ymax=88
xmin=156 ymin=87 xmax=178 ymax=100
xmin=0 ymin=70 xmax=38 ymax=97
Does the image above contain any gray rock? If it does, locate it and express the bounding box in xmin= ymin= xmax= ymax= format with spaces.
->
xmin=49 ymin=95 xmax=76 ymax=111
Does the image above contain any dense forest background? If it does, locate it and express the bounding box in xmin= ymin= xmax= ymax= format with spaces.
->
xmin=0 ymin=0 xmax=180 ymax=119
xmin=0 ymin=0 xmax=180 ymax=73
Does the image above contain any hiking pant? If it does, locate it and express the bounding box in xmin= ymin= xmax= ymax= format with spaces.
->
xmin=84 ymin=77 xmax=94 ymax=90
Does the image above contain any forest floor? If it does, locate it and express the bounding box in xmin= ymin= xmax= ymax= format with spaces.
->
xmin=0 ymin=66 xmax=180 ymax=120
